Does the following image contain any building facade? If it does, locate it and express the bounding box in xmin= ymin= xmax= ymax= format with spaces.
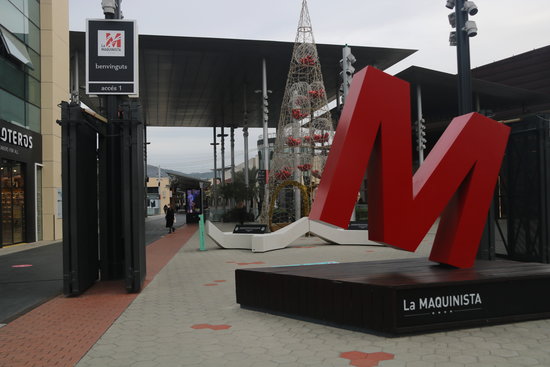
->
xmin=146 ymin=165 xmax=171 ymax=216
xmin=0 ymin=0 xmax=68 ymax=246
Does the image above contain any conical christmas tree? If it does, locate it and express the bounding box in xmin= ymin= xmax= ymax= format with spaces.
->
xmin=261 ymin=0 xmax=335 ymax=231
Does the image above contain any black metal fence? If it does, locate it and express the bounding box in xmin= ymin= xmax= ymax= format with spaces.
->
xmin=498 ymin=115 xmax=550 ymax=263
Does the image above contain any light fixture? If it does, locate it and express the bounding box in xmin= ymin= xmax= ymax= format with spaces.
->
xmin=463 ymin=20 xmax=478 ymax=37
xmin=448 ymin=12 xmax=456 ymax=28
xmin=462 ymin=1 xmax=478 ymax=16
xmin=101 ymin=0 xmax=117 ymax=16
xmin=445 ymin=0 xmax=456 ymax=9
xmin=449 ymin=31 xmax=457 ymax=46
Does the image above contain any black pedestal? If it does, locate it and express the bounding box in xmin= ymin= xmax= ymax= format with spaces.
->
xmin=236 ymin=258 xmax=550 ymax=334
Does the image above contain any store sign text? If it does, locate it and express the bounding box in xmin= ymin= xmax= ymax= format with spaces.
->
xmin=0 ymin=127 xmax=33 ymax=149
xmin=402 ymin=293 xmax=482 ymax=312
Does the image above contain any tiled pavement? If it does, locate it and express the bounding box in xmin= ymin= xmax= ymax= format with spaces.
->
xmin=2 ymin=222 xmax=550 ymax=367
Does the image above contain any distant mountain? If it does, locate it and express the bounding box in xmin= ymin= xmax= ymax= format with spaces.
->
xmin=186 ymin=171 xmax=214 ymax=180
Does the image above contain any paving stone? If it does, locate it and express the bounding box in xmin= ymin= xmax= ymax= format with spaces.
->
xmin=421 ymin=354 xmax=449 ymax=363
xmin=271 ymin=354 xmax=299 ymax=364
xmin=63 ymin=226 xmax=550 ymax=367
xmin=430 ymin=362 xmax=464 ymax=367
xmin=505 ymin=356 xmax=543 ymax=366
xmin=406 ymin=360 xmax=435 ymax=367
xmin=378 ymin=360 xmax=407 ymax=367
xmin=131 ymin=361 xmax=160 ymax=367
xmin=478 ymin=354 xmax=510 ymax=364
xmin=450 ymin=354 xmax=478 ymax=364
xmin=491 ymin=348 xmax=520 ymax=357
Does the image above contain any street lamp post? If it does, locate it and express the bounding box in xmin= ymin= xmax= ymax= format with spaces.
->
xmin=446 ymin=1 xmax=494 ymax=260
xmin=446 ymin=0 xmax=478 ymax=114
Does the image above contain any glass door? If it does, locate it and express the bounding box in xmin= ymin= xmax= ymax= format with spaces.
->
xmin=12 ymin=163 xmax=25 ymax=243
xmin=1 ymin=161 xmax=13 ymax=246
xmin=1 ymin=159 xmax=25 ymax=246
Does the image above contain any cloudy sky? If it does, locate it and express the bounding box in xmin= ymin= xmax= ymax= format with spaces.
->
xmin=69 ymin=0 xmax=550 ymax=173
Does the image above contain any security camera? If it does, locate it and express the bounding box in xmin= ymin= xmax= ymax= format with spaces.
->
xmin=448 ymin=12 xmax=456 ymax=28
xmin=101 ymin=0 xmax=117 ymax=16
xmin=463 ymin=21 xmax=478 ymax=37
xmin=462 ymin=1 xmax=478 ymax=16
xmin=449 ymin=31 xmax=457 ymax=46
xmin=445 ymin=0 xmax=456 ymax=9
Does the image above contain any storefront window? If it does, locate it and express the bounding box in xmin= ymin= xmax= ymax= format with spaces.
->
xmin=1 ymin=159 xmax=25 ymax=246
xmin=12 ymin=163 xmax=25 ymax=243
xmin=1 ymin=162 xmax=13 ymax=246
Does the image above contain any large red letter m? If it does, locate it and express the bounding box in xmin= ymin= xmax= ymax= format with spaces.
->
xmin=309 ymin=67 xmax=510 ymax=268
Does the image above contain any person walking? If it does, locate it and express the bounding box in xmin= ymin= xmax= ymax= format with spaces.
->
xmin=165 ymin=204 xmax=175 ymax=233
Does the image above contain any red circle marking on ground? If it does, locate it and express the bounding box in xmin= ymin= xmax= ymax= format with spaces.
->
xmin=191 ymin=324 xmax=232 ymax=330
xmin=236 ymin=261 xmax=265 ymax=266
xmin=340 ymin=351 xmax=395 ymax=367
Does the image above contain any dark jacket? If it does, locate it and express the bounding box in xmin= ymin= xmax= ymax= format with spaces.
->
xmin=165 ymin=207 xmax=175 ymax=227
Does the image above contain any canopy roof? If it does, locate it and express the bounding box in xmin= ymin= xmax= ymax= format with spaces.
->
xmin=396 ymin=66 xmax=550 ymax=125
xmin=70 ymin=31 xmax=415 ymax=128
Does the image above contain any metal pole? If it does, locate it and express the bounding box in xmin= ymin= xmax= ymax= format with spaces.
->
xmin=455 ymin=0 xmax=473 ymax=115
xmin=220 ymin=124 xmax=226 ymax=186
xmin=342 ymin=45 xmax=351 ymax=103
xmin=115 ymin=0 xmax=122 ymax=19
xmin=157 ymin=165 xmax=161 ymax=208
xmin=211 ymin=125 xmax=218 ymax=208
xmin=70 ymin=51 xmax=79 ymax=104
xmin=416 ymin=84 xmax=425 ymax=164
xmin=262 ymin=59 xmax=269 ymax=178
xmin=454 ymin=1 xmax=493 ymax=260
xmin=98 ymin=0 xmax=124 ymax=280
xmin=262 ymin=58 xmax=270 ymax=209
xmin=230 ymin=126 xmax=235 ymax=183
xmin=243 ymin=87 xmax=250 ymax=211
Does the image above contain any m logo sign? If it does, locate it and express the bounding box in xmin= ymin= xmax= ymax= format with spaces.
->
xmin=309 ymin=67 xmax=510 ymax=268
xmin=98 ymin=30 xmax=125 ymax=57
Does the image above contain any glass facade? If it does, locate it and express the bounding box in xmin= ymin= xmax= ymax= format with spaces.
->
xmin=0 ymin=0 xmax=42 ymax=246
xmin=0 ymin=0 xmax=41 ymax=133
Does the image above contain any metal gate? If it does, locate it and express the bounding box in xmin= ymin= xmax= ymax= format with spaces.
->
xmin=60 ymin=103 xmax=100 ymax=295
xmin=60 ymin=102 xmax=146 ymax=296
xmin=499 ymin=115 xmax=550 ymax=263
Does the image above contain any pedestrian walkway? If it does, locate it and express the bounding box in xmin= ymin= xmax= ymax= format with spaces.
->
xmin=0 ymin=240 xmax=60 ymax=256
xmin=0 ymin=225 xmax=197 ymax=367
xmin=1 ymin=222 xmax=550 ymax=367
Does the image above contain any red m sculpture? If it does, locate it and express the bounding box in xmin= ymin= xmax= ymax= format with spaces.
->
xmin=309 ymin=67 xmax=510 ymax=268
